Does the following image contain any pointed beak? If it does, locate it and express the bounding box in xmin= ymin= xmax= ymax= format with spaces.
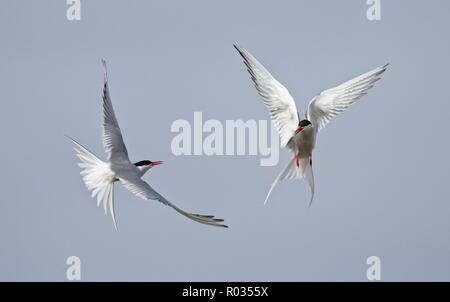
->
xmin=295 ymin=127 xmax=304 ymax=135
xmin=152 ymin=161 xmax=163 ymax=166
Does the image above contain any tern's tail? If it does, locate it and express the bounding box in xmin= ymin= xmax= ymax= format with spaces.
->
xmin=264 ymin=155 xmax=315 ymax=206
xmin=66 ymin=136 xmax=118 ymax=230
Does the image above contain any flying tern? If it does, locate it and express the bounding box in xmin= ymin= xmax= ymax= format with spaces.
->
xmin=234 ymin=45 xmax=388 ymax=205
xmin=67 ymin=60 xmax=227 ymax=229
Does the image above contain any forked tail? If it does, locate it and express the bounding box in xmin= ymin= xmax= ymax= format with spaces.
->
xmin=264 ymin=155 xmax=315 ymax=206
xmin=66 ymin=136 xmax=118 ymax=230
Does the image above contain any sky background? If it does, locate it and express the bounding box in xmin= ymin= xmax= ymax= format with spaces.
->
xmin=1 ymin=0 xmax=449 ymax=281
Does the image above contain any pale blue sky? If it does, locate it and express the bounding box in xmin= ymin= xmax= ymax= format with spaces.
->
xmin=1 ymin=0 xmax=449 ymax=281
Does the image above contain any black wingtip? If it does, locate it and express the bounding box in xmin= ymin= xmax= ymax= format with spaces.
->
xmin=233 ymin=44 xmax=248 ymax=63
xmin=101 ymin=58 xmax=107 ymax=71
xmin=233 ymin=44 xmax=243 ymax=55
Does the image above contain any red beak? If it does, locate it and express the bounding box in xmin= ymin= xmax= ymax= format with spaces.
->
xmin=295 ymin=127 xmax=304 ymax=135
xmin=152 ymin=161 xmax=163 ymax=166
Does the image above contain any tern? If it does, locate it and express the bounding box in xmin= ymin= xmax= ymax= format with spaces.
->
xmin=67 ymin=60 xmax=227 ymax=229
xmin=234 ymin=45 xmax=388 ymax=205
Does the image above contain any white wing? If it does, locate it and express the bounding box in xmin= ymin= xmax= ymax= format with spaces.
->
xmin=118 ymin=175 xmax=228 ymax=228
xmin=234 ymin=45 xmax=299 ymax=148
xmin=101 ymin=59 xmax=130 ymax=163
xmin=306 ymin=64 xmax=388 ymax=132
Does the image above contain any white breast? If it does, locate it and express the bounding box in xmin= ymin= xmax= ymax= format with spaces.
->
xmin=293 ymin=126 xmax=316 ymax=157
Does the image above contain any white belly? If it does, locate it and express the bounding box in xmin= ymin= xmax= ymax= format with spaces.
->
xmin=292 ymin=126 xmax=316 ymax=157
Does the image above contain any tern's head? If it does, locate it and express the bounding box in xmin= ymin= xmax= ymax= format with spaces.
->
xmin=134 ymin=160 xmax=163 ymax=174
xmin=295 ymin=120 xmax=312 ymax=135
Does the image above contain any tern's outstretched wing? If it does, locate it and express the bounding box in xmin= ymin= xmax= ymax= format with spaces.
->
xmin=101 ymin=60 xmax=130 ymax=163
xmin=118 ymin=175 xmax=228 ymax=228
xmin=306 ymin=64 xmax=388 ymax=132
xmin=234 ymin=45 xmax=299 ymax=148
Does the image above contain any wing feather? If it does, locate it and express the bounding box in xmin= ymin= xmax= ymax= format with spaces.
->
xmin=306 ymin=64 xmax=388 ymax=132
xmin=101 ymin=60 xmax=130 ymax=163
xmin=234 ymin=45 xmax=299 ymax=148
xmin=119 ymin=176 xmax=228 ymax=228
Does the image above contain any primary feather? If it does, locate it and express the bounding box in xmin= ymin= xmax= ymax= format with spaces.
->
xmin=234 ymin=45 xmax=299 ymax=148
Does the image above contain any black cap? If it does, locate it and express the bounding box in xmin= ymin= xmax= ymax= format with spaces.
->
xmin=298 ymin=120 xmax=311 ymax=127
xmin=134 ymin=160 xmax=152 ymax=167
